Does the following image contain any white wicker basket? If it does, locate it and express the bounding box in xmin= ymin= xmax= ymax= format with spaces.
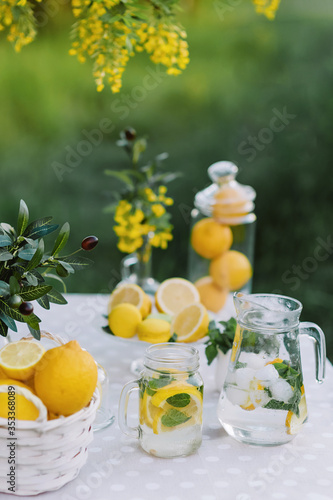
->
xmin=0 ymin=389 xmax=100 ymax=496
xmin=0 ymin=332 xmax=100 ymax=496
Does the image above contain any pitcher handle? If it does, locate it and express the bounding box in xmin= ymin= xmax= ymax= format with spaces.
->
xmin=299 ymin=321 xmax=326 ymax=383
xmin=118 ymin=380 xmax=140 ymax=439
xmin=120 ymin=253 xmax=138 ymax=281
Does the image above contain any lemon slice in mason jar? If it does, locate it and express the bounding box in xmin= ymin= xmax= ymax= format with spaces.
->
xmin=149 ymin=382 xmax=203 ymax=435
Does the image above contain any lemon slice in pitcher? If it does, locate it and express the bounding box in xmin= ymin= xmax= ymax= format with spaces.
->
xmin=286 ymin=387 xmax=307 ymax=435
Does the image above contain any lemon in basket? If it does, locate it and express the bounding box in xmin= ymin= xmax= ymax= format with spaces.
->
xmin=34 ymin=340 xmax=98 ymax=416
xmin=0 ymin=341 xmax=45 ymax=381
xmin=0 ymin=381 xmax=47 ymax=421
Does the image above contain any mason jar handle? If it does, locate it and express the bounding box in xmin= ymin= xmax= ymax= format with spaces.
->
xmin=299 ymin=321 xmax=326 ymax=383
xmin=120 ymin=253 xmax=138 ymax=280
xmin=118 ymin=380 xmax=140 ymax=439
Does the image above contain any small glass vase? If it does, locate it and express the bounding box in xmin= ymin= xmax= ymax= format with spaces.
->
xmin=120 ymin=240 xmax=159 ymax=295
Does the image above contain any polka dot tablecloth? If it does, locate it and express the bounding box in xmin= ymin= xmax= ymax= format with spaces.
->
xmin=8 ymin=294 xmax=333 ymax=500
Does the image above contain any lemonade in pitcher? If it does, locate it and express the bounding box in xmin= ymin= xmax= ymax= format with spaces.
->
xmin=217 ymin=293 xmax=326 ymax=446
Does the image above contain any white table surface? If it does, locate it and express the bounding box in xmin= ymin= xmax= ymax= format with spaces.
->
xmin=2 ymin=293 xmax=333 ymax=500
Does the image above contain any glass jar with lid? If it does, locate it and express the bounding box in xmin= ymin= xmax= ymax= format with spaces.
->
xmin=188 ymin=161 xmax=256 ymax=314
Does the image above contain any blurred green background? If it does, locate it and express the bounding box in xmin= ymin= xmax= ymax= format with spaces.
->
xmin=0 ymin=0 xmax=332 ymax=360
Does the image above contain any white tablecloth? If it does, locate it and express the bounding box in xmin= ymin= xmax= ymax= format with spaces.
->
xmin=2 ymin=294 xmax=333 ymax=500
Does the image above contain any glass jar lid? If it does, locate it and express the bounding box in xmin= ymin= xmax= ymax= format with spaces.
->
xmin=194 ymin=161 xmax=256 ymax=225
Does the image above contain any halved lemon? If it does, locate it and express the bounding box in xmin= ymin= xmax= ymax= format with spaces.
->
xmin=155 ymin=278 xmax=200 ymax=316
xmin=140 ymin=390 xmax=163 ymax=428
xmin=286 ymin=386 xmax=307 ymax=435
xmin=230 ymin=324 xmax=242 ymax=362
xmin=107 ymin=284 xmax=151 ymax=319
xmin=266 ymin=358 xmax=284 ymax=365
xmin=150 ymin=382 xmax=203 ymax=434
xmin=170 ymin=303 xmax=209 ymax=343
xmin=0 ymin=341 xmax=45 ymax=381
xmin=0 ymin=383 xmax=47 ymax=421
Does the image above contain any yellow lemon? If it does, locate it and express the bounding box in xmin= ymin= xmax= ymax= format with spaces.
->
xmin=108 ymin=303 xmax=142 ymax=338
xmin=34 ymin=340 xmax=98 ymax=416
xmin=155 ymin=278 xmax=200 ymax=316
xmin=209 ymin=250 xmax=252 ymax=291
xmin=107 ymin=284 xmax=151 ymax=318
xmin=191 ymin=218 xmax=233 ymax=259
xmin=137 ymin=318 xmax=171 ymax=343
xmin=0 ymin=383 xmax=47 ymax=421
xmin=195 ymin=276 xmax=228 ymax=313
xmin=170 ymin=303 xmax=209 ymax=343
xmin=0 ymin=341 xmax=45 ymax=381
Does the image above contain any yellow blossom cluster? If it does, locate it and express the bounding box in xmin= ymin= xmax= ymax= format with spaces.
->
xmin=0 ymin=0 xmax=41 ymax=52
xmin=70 ymin=1 xmax=133 ymax=93
xmin=134 ymin=22 xmax=189 ymax=76
xmin=113 ymin=186 xmax=174 ymax=254
xmin=252 ymin=0 xmax=280 ymax=20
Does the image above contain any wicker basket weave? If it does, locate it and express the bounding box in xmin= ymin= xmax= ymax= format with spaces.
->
xmin=0 ymin=332 xmax=100 ymax=496
xmin=0 ymin=389 xmax=100 ymax=496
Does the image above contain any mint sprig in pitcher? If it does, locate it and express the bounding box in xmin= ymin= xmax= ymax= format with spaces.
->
xmin=217 ymin=293 xmax=326 ymax=446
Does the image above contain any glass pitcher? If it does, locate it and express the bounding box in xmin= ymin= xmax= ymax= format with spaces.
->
xmin=217 ymin=293 xmax=326 ymax=446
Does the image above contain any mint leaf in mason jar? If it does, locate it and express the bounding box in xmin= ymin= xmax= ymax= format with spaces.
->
xmin=166 ymin=393 xmax=191 ymax=408
xmin=161 ymin=409 xmax=191 ymax=427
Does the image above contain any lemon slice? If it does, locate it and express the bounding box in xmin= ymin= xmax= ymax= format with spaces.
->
xmin=155 ymin=278 xmax=200 ymax=316
xmin=0 ymin=383 xmax=47 ymax=421
xmin=140 ymin=390 xmax=163 ymax=428
xmin=286 ymin=387 xmax=307 ymax=435
xmin=0 ymin=341 xmax=45 ymax=381
xmin=170 ymin=303 xmax=209 ymax=343
xmin=150 ymin=382 xmax=203 ymax=435
xmin=107 ymin=284 xmax=151 ymax=319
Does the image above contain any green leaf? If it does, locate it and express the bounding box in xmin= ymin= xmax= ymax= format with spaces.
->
xmin=25 ymin=239 xmax=44 ymax=272
xmin=27 ymin=324 xmax=41 ymax=340
xmin=0 ymin=319 xmax=8 ymax=337
xmin=37 ymin=295 xmax=50 ymax=310
xmin=20 ymin=284 xmax=52 ymax=301
xmin=102 ymin=324 xmax=113 ymax=334
xmin=17 ymin=199 xmax=29 ymax=235
xmin=47 ymin=288 xmax=67 ymax=305
xmin=161 ymin=409 xmax=191 ymax=428
xmin=57 ymin=261 xmax=75 ymax=274
xmin=0 ymin=249 xmax=14 ymax=261
xmin=9 ymin=276 xmax=20 ymax=295
xmin=18 ymin=247 xmax=36 ymax=260
xmin=0 ymin=281 xmax=10 ymax=297
xmin=25 ymin=273 xmax=39 ymax=286
xmin=166 ymin=393 xmax=191 ymax=408
xmin=148 ymin=375 xmax=174 ymax=390
xmin=24 ymin=217 xmax=59 ymax=240
xmin=205 ymin=343 xmax=218 ymax=365
xmin=60 ymin=255 xmax=93 ymax=270
xmin=104 ymin=169 xmax=134 ymax=187
xmin=168 ymin=333 xmax=178 ymax=343
xmin=0 ymin=311 xmax=17 ymax=332
xmin=24 ymin=313 xmax=41 ymax=331
xmin=0 ymin=299 xmax=26 ymax=323
xmin=133 ymin=138 xmax=147 ymax=164
xmin=0 ymin=235 xmax=12 ymax=247
xmin=52 ymin=222 xmax=70 ymax=256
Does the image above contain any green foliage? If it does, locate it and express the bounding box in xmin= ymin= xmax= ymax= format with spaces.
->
xmin=205 ymin=317 xmax=237 ymax=365
xmin=0 ymin=200 xmax=94 ymax=339
xmin=161 ymin=408 xmax=191 ymax=427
